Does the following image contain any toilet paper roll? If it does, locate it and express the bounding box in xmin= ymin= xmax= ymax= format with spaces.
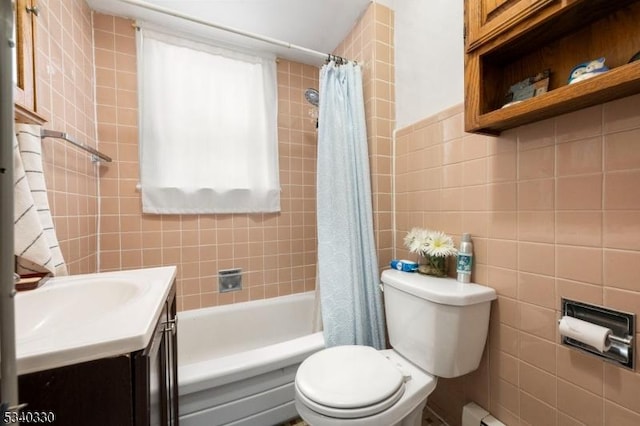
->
xmin=559 ymin=316 xmax=612 ymax=353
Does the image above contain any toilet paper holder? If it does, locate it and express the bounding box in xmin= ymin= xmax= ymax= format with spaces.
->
xmin=560 ymin=298 xmax=635 ymax=370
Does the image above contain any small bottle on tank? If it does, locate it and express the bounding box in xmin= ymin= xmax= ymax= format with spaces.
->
xmin=456 ymin=233 xmax=473 ymax=283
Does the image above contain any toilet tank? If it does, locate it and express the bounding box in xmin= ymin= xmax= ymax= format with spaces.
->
xmin=381 ymin=269 xmax=496 ymax=378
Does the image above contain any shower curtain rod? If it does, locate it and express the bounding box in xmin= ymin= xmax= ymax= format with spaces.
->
xmin=118 ymin=0 xmax=351 ymax=64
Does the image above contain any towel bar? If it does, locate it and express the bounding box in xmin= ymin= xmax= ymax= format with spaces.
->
xmin=40 ymin=129 xmax=112 ymax=162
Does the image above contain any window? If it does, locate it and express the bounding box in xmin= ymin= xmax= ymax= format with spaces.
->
xmin=137 ymin=28 xmax=279 ymax=213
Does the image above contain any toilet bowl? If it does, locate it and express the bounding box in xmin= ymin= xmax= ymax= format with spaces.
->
xmin=294 ymin=270 xmax=496 ymax=425
xmin=295 ymin=346 xmax=436 ymax=426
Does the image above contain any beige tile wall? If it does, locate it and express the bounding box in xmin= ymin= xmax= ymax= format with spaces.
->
xmin=395 ymin=96 xmax=640 ymax=426
xmin=30 ymin=2 xmax=391 ymax=307
xmin=333 ymin=3 xmax=395 ymax=270
xmin=92 ymin=15 xmax=318 ymax=310
xmin=33 ymin=0 xmax=98 ymax=274
xmin=27 ymin=4 xmax=640 ymax=424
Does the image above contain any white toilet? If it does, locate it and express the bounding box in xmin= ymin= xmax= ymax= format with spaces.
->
xmin=294 ymin=269 xmax=497 ymax=426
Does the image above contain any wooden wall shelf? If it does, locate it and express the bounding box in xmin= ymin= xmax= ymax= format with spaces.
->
xmin=465 ymin=0 xmax=640 ymax=135
xmin=476 ymin=60 xmax=640 ymax=134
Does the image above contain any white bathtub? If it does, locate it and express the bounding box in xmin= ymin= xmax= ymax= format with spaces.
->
xmin=178 ymin=291 xmax=325 ymax=426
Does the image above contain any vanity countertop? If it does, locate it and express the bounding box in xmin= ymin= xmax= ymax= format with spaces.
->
xmin=15 ymin=266 xmax=176 ymax=375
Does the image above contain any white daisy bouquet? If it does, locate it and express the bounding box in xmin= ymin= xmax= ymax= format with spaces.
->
xmin=403 ymin=228 xmax=457 ymax=276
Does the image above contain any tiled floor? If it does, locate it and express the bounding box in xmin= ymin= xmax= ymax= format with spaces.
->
xmin=422 ymin=406 xmax=448 ymax=426
xmin=280 ymin=419 xmax=306 ymax=426
xmin=281 ymin=406 xmax=448 ymax=426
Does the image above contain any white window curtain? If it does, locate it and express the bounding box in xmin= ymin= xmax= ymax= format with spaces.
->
xmin=137 ymin=28 xmax=280 ymax=214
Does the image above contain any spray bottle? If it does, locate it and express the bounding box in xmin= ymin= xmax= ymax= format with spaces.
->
xmin=456 ymin=233 xmax=473 ymax=283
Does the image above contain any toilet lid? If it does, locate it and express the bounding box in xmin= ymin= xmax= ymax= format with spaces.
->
xmin=296 ymin=345 xmax=405 ymax=417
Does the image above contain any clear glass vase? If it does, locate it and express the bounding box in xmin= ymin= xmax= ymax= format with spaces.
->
xmin=417 ymin=254 xmax=448 ymax=277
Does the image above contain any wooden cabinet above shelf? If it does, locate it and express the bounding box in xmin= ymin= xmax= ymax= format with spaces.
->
xmin=465 ymin=0 xmax=640 ymax=134
xmin=465 ymin=0 xmax=559 ymax=53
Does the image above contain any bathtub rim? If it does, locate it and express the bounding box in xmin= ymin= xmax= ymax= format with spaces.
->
xmin=177 ymin=291 xmax=323 ymax=395
xmin=177 ymin=290 xmax=317 ymax=321
xmin=179 ymin=331 xmax=325 ymax=396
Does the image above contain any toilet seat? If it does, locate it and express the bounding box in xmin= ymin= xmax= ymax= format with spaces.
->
xmin=295 ymin=345 xmax=406 ymax=418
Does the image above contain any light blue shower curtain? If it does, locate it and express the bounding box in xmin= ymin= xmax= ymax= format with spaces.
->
xmin=316 ymin=61 xmax=386 ymax=350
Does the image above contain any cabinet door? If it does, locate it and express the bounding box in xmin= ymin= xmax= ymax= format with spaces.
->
xmin=133 ymin=282 xmax=178 ymax=426
xmin=13 ymin=0 xmax=36 ymax=112
xmin=466 ymin=0 xmax=557 ymax=51
xmin=134 ymin=304 xmax=167 ymax=426
xmin=165 ymin=290 xmax=179 ymax=425
xmin=18 ymin=356 xmax=134 ymax=426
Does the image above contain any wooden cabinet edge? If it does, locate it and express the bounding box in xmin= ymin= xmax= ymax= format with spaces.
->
xmin=15 ymin=103 xmax=47 ymax=125
xmin=464 ymin=53 xmax=483 ymax=134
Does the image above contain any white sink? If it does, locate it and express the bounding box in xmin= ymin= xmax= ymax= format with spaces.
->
xmin=17 ymin=277 xmax=149 ymax=340
xmin=15 ymin=266 xmax=176 ymax=375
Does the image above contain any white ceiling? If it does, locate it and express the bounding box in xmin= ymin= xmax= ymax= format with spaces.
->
xmin=86 ymin=0 xmax=373 ymax=66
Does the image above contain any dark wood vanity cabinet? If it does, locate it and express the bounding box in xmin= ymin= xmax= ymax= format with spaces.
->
xmin=17 ymin=281 xmax=178 ymax=426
